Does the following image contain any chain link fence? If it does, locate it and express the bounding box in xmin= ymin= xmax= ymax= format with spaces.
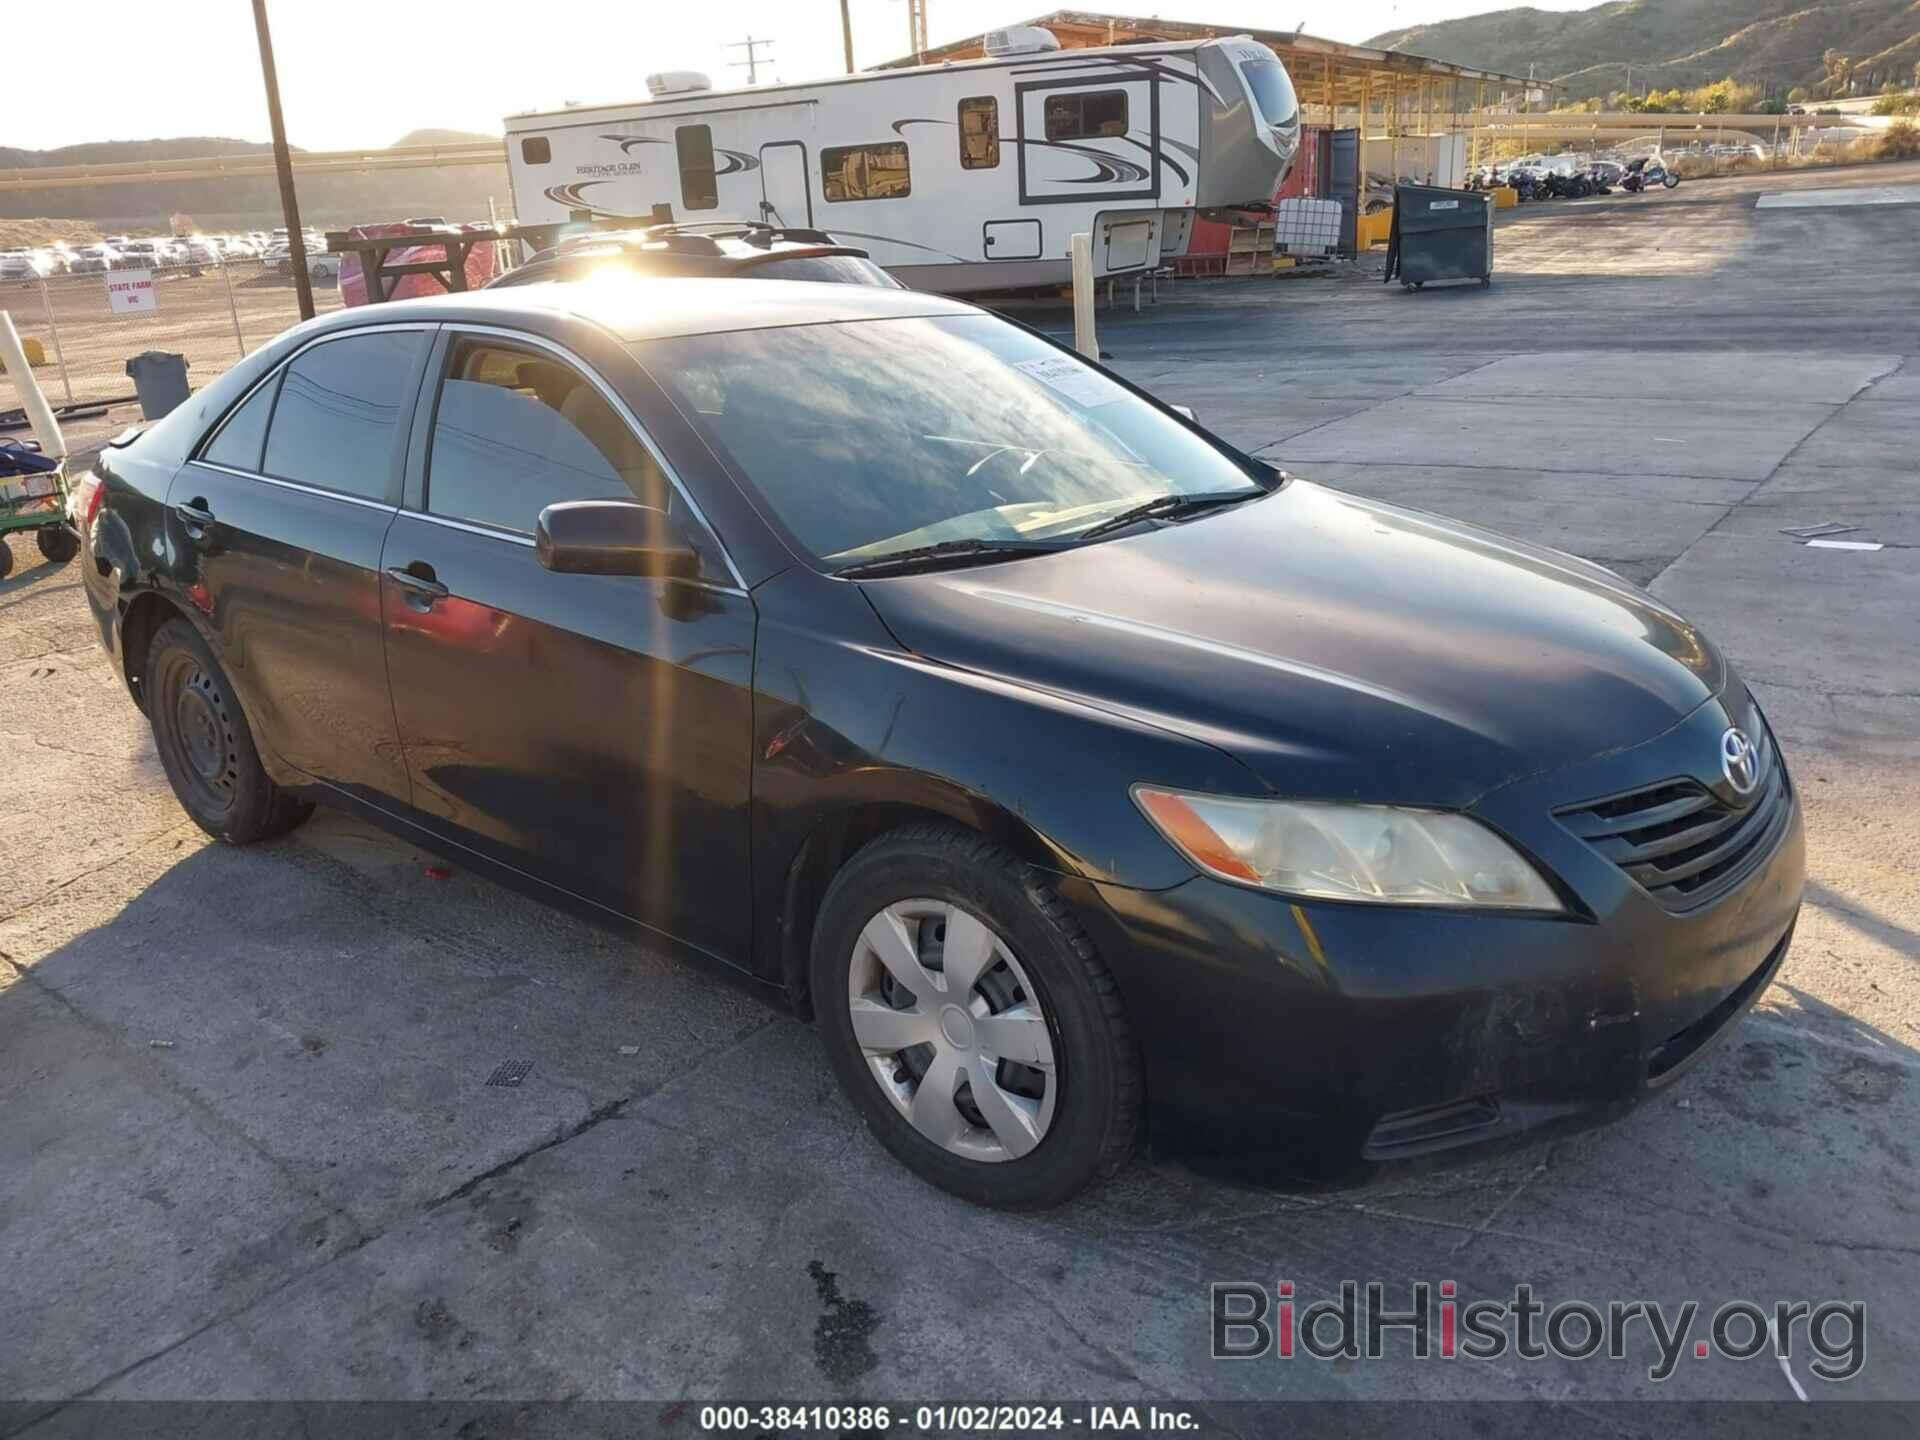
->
xmin=2 ymin=258 xmax=345 ymax=416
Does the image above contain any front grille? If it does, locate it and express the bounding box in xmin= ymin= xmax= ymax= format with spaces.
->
xmin=1556 ymin=722 xmax=1790 ymax=911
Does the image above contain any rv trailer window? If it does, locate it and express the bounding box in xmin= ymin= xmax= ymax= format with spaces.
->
xmin=521 ymin=136 xmax=552 ymax=165
xmin=821 ymin=142 xmax=912 ymax=202
xmin=1043 ymin=90 xmax=1129 ymax=141
xmin=676 ymin=125 xmax=719 ymax=211
xmin=958 ymin=97 xmax=999 ymax=169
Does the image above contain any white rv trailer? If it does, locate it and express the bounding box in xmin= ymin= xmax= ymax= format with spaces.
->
xmin=502 ymin=27 xmax=1301 ymax=293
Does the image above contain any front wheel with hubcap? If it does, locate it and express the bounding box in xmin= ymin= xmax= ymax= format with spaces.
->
xmin=812 ymin=825 xmax=1140 ymax=1208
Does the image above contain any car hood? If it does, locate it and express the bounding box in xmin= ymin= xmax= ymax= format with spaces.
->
xmin=858 ymin=480 xmax=1726 ymax=807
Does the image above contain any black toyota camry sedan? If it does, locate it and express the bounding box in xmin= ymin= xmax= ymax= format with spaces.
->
xmin=73 ymin=278 xmax=1803 ymax=1208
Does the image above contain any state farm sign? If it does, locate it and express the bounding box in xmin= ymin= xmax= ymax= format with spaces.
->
xmin=107 ymin=269 xmax=157 ymax=314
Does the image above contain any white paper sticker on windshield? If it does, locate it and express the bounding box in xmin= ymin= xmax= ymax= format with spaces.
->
xmin=1013 ymin=355 xmax=1122 ymax=408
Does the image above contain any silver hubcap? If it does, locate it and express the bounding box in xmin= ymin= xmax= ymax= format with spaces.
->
xmin=847 ymin=899 xmax=1057 ymax=1163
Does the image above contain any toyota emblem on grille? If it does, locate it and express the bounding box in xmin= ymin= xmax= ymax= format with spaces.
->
xmin=1720 ymin=727 xmax=1760 ymax=796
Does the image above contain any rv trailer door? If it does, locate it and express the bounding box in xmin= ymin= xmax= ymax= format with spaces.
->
xmin=759 ymin=142 xmax=813 ymax=228
xmin=1015 ymin=71 xmax=1160 ymax=207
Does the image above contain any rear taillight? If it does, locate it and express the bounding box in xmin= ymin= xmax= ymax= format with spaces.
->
xmin=69 ymin=470 xmax=106 ymax=530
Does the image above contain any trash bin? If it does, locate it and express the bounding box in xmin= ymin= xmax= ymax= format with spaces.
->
xmin=125 ymin=351 xmax=191 ymax=420
xmin=1383 ymin=184 xmax=1493 ymax=292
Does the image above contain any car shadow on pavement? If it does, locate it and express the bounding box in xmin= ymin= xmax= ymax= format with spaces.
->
xmin=1804 ymin=878 xmax=1920 ymax=967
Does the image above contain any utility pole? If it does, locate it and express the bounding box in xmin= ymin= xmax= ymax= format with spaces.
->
xmin=250 ymin=0 xmax=313 ymax=322
xmin=728 ymin=35 xmax=775 ymax=85
xmin=840 ymin=0 xmax=855 ymax=73
xmin=906 ymin=0 xmax=928 ymax=62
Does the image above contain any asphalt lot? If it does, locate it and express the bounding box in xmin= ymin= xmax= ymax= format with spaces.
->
xmin=3 ymin=161 xmax=1917 ymax=1428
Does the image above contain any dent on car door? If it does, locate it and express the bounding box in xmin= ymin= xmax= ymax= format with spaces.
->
xmin=380 ymin=329 xmax=756 ymax=963
xmin=168 ymin=326 xmax=430 ymax=805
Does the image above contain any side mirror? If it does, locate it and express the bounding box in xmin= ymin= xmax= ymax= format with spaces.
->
xmin=535 ymin=499 xmax=697 ymax=579
xmin=1170 ymin=403 xmax=1198 ymax=422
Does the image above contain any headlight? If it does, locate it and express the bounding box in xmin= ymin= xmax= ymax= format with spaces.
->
xmin=1133 ymin=787 xmax=1562 ymax=911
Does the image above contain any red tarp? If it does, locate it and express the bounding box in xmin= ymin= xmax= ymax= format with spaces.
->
xmin=339 ymin=224 xmax=497 ymax=307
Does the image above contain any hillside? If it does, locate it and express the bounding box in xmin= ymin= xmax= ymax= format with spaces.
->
xmin=0 ymin=134 xmax=509 ymax=234
xmin=0 ymin=218 xmax=104 ymax=248
xmin=1369 ymin=0 xmax=1920 ymax=102
xmin=390 ymin=128 xmax=498 ymax=147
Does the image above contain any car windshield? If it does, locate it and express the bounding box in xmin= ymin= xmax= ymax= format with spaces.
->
xmin=635 ymin=313 xmax=1264 ymax=567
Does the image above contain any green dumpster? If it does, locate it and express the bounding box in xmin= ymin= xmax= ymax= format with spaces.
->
xmin=1383 ymin=184 xmax=1493 ymax=292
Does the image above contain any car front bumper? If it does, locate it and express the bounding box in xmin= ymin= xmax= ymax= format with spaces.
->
xmin=1069 ymin=694 xmax=1807 ymax=1179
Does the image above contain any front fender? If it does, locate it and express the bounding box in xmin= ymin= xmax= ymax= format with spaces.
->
xmin=748 ymin=568 xmax=1251 ymax=983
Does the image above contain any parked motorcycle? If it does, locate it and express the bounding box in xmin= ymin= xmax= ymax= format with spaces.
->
xmin=1506 ymin=169 xmax=1541 ymax=202
xmin=1620 ymin=157 xmax=1681 ymax=193
xmin=1540 ymin=171 xmax=1594 ymax=200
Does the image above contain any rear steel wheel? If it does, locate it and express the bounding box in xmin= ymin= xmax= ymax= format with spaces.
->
xmin=145 ymin=617 xmax=313 ymax=844
xmin=847 ymin=899 xmax=1057 ymax=1163
xmin=153 ymin=647 xmax=242 ymax=818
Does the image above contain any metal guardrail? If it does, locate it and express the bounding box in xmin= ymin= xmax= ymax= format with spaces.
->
xmin=0 ymin=258 xmax=341 ymax=412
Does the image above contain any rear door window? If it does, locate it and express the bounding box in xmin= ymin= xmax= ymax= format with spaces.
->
xmin=261 ymin=330 xmax=426 ymax=501
xmin=201 ymin=375 xmax=279 ymax=472
xmin=425 ymin=337 xmax=667 ymax=535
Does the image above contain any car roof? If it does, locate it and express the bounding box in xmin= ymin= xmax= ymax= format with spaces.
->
xmin=303 ymin=277 xmax=976 ymax=344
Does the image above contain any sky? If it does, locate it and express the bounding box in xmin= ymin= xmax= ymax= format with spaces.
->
xmin=6 ymin=0 xmax=1599 ymax=153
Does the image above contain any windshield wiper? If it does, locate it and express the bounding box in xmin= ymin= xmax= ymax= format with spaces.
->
xmin=834 ymin=537 xmax=1078 ymax=579
xmin=1073 ymin=488 xmax=1263 ymax=541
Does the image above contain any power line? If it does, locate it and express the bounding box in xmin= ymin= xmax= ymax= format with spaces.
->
xmin=727 ymin=35 xmax=775 ymax=85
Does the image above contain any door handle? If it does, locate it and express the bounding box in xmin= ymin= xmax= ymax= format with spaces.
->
xmin=174 ymin=498 xmax=215 ymax=531
xmin=386 ymin=563 xmax=449 ymax=607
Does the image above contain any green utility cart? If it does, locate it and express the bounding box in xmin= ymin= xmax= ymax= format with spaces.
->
xmin=0 ymin=441 xmax=78 ymax=580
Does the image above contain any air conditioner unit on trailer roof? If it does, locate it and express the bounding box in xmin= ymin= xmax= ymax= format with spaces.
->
xmin=983 ymin=26 xmax=1061 ymax=57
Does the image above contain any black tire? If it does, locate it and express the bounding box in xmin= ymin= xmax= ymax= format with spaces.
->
xmin=145 ymin=617 xmax=314 ymax=844
xmin=811 ymin=823 xmax=1142 ymax=1209
xmin=0 ymin=540 xmax=13 ymax=580
xmin=36 ymin=526 xmax=78 ymax=564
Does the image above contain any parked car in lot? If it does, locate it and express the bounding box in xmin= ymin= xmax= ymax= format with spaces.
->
xmin=115 ymin=239 xmax=167 ymax=269
xmin=0 ymin=250 xmax=46 ymax=280
xmin=265 ymin=239 xmax=340 ymax=282
xmin=66 ymin=245 xmax=120 ymax=273
xmin=72 ymin=281 xmax=1805 ymax=1207
xmin=487 ymin=222 xmax=903 ymax=290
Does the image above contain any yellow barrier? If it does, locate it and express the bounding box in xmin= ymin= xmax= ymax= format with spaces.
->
xmin=1357 ymin=207 xmax=1394 ymax=249
xmin=0 ymin=336 xmax=48 ymax=370
xmin=1491 ymin=186 xmax=1519 ymax=209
